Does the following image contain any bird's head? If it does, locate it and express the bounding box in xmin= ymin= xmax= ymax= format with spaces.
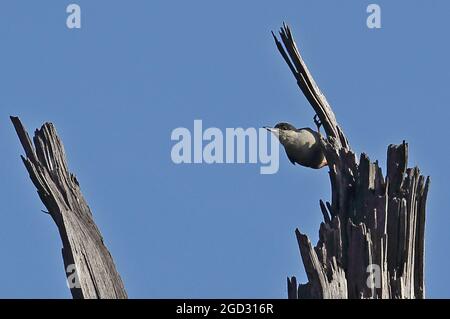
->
xmin=264 ymin=122 xmax=297 ymax=144
xmin=274 ymin=122 xmax=297 ymax=131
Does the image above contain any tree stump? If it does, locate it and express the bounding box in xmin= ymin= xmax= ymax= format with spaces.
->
xmin=273 ymin=24 xmax=429 ymax=299
xmin=11 ymin=116 xmax=127 ymax=299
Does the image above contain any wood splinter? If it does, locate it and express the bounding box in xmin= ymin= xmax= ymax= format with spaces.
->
xmin=11 ymin=116 xmax=127 ymax=299
xmin=272 ymin=24 xmax=429 ymax=299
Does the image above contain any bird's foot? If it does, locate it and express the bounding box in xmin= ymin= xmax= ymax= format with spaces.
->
xmin=313 ymin=115 xmax=322 ymax=133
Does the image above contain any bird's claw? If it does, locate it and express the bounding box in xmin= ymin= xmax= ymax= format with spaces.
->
xmin=313 ymin=115 xmax=322 ymax=133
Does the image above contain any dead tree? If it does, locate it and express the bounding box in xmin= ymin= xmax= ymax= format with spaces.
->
xmin=11 ymin=116 xmax=127 ymax=299
xmin=272 ymin=24 xmax=430 ymax=299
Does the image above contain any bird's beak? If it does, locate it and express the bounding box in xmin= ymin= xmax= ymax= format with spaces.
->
xmin=264 ymin=127 xmax=280 ymax=137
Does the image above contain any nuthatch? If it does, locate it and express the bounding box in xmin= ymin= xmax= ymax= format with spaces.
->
xmin=264 ymin=115 xmax=327 ymax=169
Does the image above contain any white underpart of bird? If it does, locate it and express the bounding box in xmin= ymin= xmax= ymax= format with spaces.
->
xmin=265 ymin=123 xmax=327 ymax=169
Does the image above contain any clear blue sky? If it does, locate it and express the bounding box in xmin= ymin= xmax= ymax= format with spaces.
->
xmin=0 ymin=1 xmax=448 ymax=298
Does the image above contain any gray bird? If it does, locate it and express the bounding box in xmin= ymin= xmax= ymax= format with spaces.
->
xmin=264 ymin=116 xmax=327 ymax=169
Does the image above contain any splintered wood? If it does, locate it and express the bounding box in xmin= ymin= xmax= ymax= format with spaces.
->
xmin=11 ymin=116 xmax=127 ymax=299
xmin=273 ymin=25 xmax=429 ymax=299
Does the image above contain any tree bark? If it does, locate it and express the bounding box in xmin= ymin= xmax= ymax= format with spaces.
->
xmin=11 ymin=116 xmax=127 ymax=299
xmin=273 ymin=24 xmax=429 ymax=299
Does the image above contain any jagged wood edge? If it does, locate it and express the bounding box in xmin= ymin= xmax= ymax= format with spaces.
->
xmin=11 ymin=116 xmax=127 ymax=299
xmin=272 ymin=23 xmax=349 ymax=149
xmin=272 ymin=24 xmax=429 ymax=299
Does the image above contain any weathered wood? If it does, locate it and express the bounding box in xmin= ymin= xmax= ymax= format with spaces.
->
xmin=11 ymin=116 xmax=127 ymax=299
xmin=273 ymin=25 xmax=429 ymax=299
xmin=272 ymin=23 xmax=349 ymax=150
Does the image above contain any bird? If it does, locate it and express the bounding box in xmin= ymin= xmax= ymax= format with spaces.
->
xmin=264 ymin=115 xmax=327 ymax=169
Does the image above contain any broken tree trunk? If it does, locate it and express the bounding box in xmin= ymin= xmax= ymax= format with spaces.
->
xmin=273 ymin=24 xmax=430 ymax=299
xmin=11 ymin=116 xmax=127 ymax=299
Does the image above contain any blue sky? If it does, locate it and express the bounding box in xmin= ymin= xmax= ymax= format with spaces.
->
xmin=0 ymin=1 xmax=449 ymax=298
